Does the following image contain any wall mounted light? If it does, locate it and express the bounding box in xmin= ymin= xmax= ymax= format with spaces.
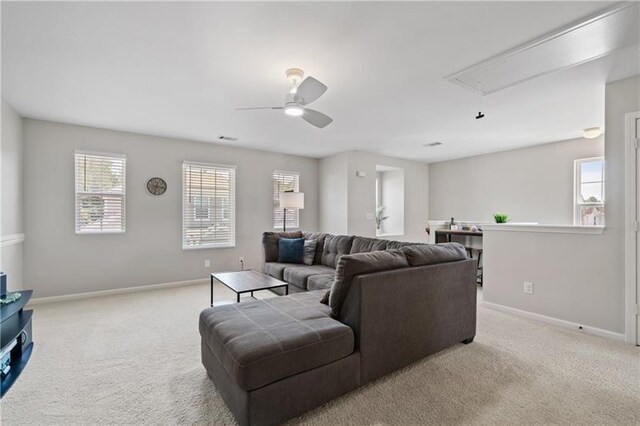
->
xmin=583 ymin=127 xmax=603 ymax=139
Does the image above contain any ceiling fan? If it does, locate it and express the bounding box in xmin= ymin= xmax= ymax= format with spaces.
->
xmin=236 ymin=68 xmax=333 ymax=128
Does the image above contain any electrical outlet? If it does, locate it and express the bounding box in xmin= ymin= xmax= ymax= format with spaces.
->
xmin=524 ymin=281 xmax=534 ymax=295
xmin=204 ymin=259 xmax=211 ymax=268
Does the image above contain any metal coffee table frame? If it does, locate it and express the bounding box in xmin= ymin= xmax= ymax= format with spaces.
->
xmin=210 ymin=270 xmax=289 ymax=306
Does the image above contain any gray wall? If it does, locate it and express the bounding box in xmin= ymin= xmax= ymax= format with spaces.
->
xmin=319 ymin=151 xmax=429 ymax=242
xmin=1 ymin=99 xmax=24 ymax=291
xmin=483 ymin=229 xmax=622 ymax=335
xmin=23 ymin=119 xmax=320 ymax=298
xmin=483 ymin=75 xmax=639 ymax=336
xmin=604 ymin=75 xmax=640 ymax=331
xmin=319 ymin=152 xmax=349 ymax=235
xmin=429 ymin=136 xmax=604 ymax=224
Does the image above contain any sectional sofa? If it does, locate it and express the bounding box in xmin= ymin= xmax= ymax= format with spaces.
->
xmin=261 ymin=231 xmax=433 ymax=292
xmin=199 ymin=231 xmax=477 ymax=426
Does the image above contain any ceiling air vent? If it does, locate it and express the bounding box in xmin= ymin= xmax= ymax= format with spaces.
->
xmin=445 ymin=2 xmax=640 ymax=95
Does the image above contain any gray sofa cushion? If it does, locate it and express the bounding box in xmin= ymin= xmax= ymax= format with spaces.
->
xmin=199 ymin=292 xmax=353 ymax=391
xmin=321 ymin=235 xmax=355 ymax=268
xmin=328 ymin=249 xmax=409 ymax=317
xmin=284 ymin=265 xmax=335 ymax=289
xmin=350 ymin=236 xmax=388 ymax=254
xmin=400 ymin=242 xmax=468 ymax=266
xmin=262 ymin=231 xmax=304 ymax=262
xmin=303 ymin=239 xmax=318 ymax=265
xmin=307 ymin=274 xmax=334 ymax=291
xmin=265 ymin=262 xmax=299 ymax=280
xmin=304 ymin=232 xmax=329 ymax=264
xmin=386 ymin=240 xmax=426 ymax=250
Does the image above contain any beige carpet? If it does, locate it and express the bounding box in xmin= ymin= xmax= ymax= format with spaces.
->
xmin=1 ymin=283 xmax=638 ymax=425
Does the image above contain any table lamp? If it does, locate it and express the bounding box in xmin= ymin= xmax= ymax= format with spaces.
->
xmin=279 ymin=191 xmax=304 ymax=231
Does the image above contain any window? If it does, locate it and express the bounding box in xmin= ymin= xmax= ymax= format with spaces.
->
xmin=75 ymin=151 xmax=126 ymax=233
xmin=193 ymin=196 xmax=211 ymax=220
xmin=273 ymin=171 xmax=300 ymax=230
xmin=574 ymin=157 xmax=605 ymax=226
xmin=183 ymin=162 xmax=236 ymax=249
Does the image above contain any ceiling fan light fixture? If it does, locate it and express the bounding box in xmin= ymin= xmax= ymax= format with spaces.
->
xmin=284 ymin=104 xmax=304 ymax=117
xmin=286 ymin=68 xmax=304 ymax=95
xmin=236 ymin=68 xmax=331 ymax=128
xmin=286 ymin=68 xmax=304 ymax=84
xmin=583 ymin=127 xmax=603 ymax=139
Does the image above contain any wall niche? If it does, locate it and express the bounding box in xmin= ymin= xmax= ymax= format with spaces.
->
xmin=375 ymin=164 xmax=404 ymax=237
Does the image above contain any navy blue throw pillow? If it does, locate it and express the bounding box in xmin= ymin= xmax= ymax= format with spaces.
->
xmin=278 ymin=238 xmax=305 ymax=264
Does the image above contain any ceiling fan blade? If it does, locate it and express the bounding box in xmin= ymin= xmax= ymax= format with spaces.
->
xmin=235 ymin=106 xmax=283 ymax=110
xmin=302 ymin=108 xmax=333 ymax=128
xmin=294 ymin=76 xmax=327 ymax=105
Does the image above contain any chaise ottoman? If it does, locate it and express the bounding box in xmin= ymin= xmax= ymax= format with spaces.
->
xmin=199 ymin=291 xmax=360 ymax=426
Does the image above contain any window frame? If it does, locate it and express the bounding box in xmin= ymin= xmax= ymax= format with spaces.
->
xmin=574 ymin=156 xmax=605 ymax=226
xmin=182 ymin=161 xmax=236 ymax=250
xmin=273 ymin=170 xmax=300 ymax=230
xmin=74 ymin=150 xmax=126 ymax=235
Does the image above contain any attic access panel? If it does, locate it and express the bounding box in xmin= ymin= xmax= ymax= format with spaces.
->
xmin=445 ymin=3 xmax=640 ymax=95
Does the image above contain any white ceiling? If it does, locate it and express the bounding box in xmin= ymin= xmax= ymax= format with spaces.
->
xmin=2 ymin=1 xmax=639 ymax=163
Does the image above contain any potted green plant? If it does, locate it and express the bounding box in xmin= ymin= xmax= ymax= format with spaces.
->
xmin=376 ymin=206 xmax=389 ymax=231
xmin=493 ymin=213 xmax=509 ymax=223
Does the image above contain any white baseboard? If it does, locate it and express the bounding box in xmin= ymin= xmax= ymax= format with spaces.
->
xmin=481 ymin=301 xmax=625 ymax=342
xmin=27 ymin=278 xmax=208 ymax=306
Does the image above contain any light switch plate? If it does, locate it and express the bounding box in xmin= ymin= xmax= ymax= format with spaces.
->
xmin=524 ymin=281 xmax=534 ymax=294
xmin=365 ymin=213 xmax=374 ymax=220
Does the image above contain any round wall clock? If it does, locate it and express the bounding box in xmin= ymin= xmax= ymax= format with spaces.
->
xmin=146 ymin=177 xmax=167 ymax=196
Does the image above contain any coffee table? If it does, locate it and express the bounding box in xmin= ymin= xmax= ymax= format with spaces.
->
xmin=210 ymin=270 xmax=289 ymax=306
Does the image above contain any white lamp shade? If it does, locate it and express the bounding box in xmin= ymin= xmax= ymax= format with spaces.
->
xmin=280 ymin=192 xmax=304 ymax=209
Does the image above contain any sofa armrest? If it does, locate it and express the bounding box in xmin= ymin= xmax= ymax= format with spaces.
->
xmin=338 ymin=259 xmax=477 ymax=384
xmin=262 ymin=232 xmax=279 ymax=264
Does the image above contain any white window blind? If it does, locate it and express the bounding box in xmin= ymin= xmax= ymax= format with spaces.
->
xmin=574 ymin=157 xmax=605 ymax=226
xmin=273 ymin=171 xmax=300 ymax=230
xmin=183 ymin=162 xmax=236 ymax=249
xmin=75 ymin=151 xmax=126 ymax=234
